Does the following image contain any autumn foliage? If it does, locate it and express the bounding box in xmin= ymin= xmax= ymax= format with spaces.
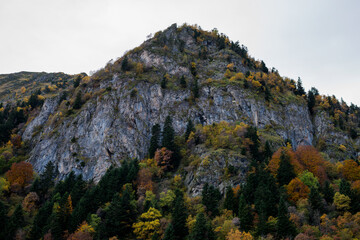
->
xmin=286 ymin=177 xmax=310 ymax=203
xmin=296 ymin=145 xmax=327 ymax=183
xmin=342 ymin=159 xmax=360 ymax=181
xmin=6 ymin=161 xmax=33 ymax=188
xmin=154 ymin=147 xmax=173 ymax=171
xmin=268 ymin=146 xmax=303 ymax=177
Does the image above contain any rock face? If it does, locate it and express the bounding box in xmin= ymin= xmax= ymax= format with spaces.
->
xmin=24 ymin=81 xmax=313 ymax=183
xmin=20 ymin=24 xmax=359 ymax=194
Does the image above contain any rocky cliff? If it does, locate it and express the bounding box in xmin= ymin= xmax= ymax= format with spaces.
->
xmin=19 ymin=24 xmax=359 ymax=194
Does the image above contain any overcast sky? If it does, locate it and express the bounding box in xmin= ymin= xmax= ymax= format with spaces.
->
xmin=0 ymin=0 xmax=359 ymax=105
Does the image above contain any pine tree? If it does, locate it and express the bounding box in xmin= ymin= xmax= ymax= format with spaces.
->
xmin=307 ymin=90 xmax=315 ymax=115
xmin=263 ymin=141 xmax=272 ymax=162
xmin=223 ymin=186 xmax=235 ymax=212
xmin=7 ymin=204 xmax=25 ymax=239
xmin=163 ymin=223 xmax=176 ymax=240
xmin=70 ymin=175 xmax=87 ymax=208
xmin=245 ymin=126 xmax=260 ymax=162
xmin=149 ymin=124 xmax=161 ymax=158
xmin=309 ymin=187 xmax=323 ymax=212
xmin=322 ymin=181 xmax=335 ymax=204
xmin=0 ymin=201 xmax=8 ymax=240
xmin=180 ymin=75 xmax=187 ymax=88
xmin=296 ymin=77 xmax=305 ymax=96
xmin=121 ymin=56 xmax=130 ymax=71
xmin=30 ymin=200 xmax=54 ymax=240
xmin=276 ymin=197 xmax=296 ymax=239
xmin=238 ymin=194 xmax=253 ymax=232
xmin=73 ymin=91 xmax=83 ymax=109
xmin=73 ymin=75 xmax=81 ymax=88
xmin=192 ymin=78 xmax=199 ymax=98
xmin=103 ymin=186 xmax=136 ymax=238
xmin=162 ymin=116 xmax=180 ymax=167
xmin=184 ymin=119 xmax=195 ymax=141
xmin=340 ymin=179 xmax=352 ymax=197
xmin=161 ymin=75 xmax=167 ymax=89
xmin=190 ymin=213 xmax=209 ymax=240
xmin=202 ymin=183 xmax=221 ymax=217
xmin=277 ymin=151 xmax=296 ymax=186
xmin=172 ymin=189 xmax=188 ymax=239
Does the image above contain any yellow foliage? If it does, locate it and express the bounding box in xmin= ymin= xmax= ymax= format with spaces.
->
xmin=334 ymin=192 xmax=351 ymax=211
xmin=76 ymin=221 xmax=95 ymax=234
xmin=339 ymin=144 xmax=347 ymax=152
xmin=135 ymin=63 xmax=144 ymax=75
xmin=226 ymin=229 xmax=253 ymax=240
xmin=226 ymin=63 xmax=235 ymax=71
xmin=20 ymin=86 xmax=26 ymax=93
xmin=37 ymin=95 xmax=45 ymax=101
xmin=82 ymin=76 xmax=91 ymax=84
xmin=251 ymin=80 xmax=262 ymax=88
xmin=133 ymin=207 xmax=162 ymax=240
xmin=0 ymin=177 xmax=10 ymax=193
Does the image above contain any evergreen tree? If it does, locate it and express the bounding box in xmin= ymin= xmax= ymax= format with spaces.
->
xmin=73 ymin=75 xmax=81 ymax=88
xmin=322 ymin=181 xmax=335 ymax=204
xmin=276 ymin=197 xmax=296 ymax=239
xmin=184 ymin=119 xmax=195 ymax=141
xmin=202 ymin=183 xmax=221 ymax=217
xmin=149 ymin=124 xmax=161 ymax=158
xmin=309 ymin=187 xmax=323 ymax=212
xmin=307 ymin=90 xmax=316 ymax=115
xmin=192 ymin=78 xmax=199 ymax=98
xmin=263 ymin=141 xmax=272 ymax=162
xmin=7 ymin=204 xmax=25 ymax=239
xmin=163 ymin=223 xmax=175 ymax=240
xmin=339 ymin=179 xmax=352 ymax=197
xmin=245 ymin=126 xmax=260 ymax=162
xmin=180 ymin=75 xmax=187 ymax=88
xmin=50 ymin=210 xmax=64 ymax=240
xmin=190 ymin=213 xmax=214 ymax=240
xmin=172 ymin=189 xmax=188 ymax=239
xmin=30 ymin=200 xmax=54 ymax=240
xmin=31 ymin=161 xmax=56 ymax=200
xmin=70 ymin=175 xmax=87 ymax=208
xmin=296 ymin=77 xmax=306 ymax=96
xmin=161 ymin=75 xmax=167 ymax=89
xmin=0 ymin=201 xmax=8 ymax=240
xmin=73 ymin=91 xmax=83 ymax=109
xmin=121 ymin=56 xmax=130 ymax=71
xmin=162 ymin=116 xmax=180 ymax=167
xmin=223 ymin=186 xmax=235 ymax=212
xmin=238 ymin=194 xmax=253 ymax=232
xmin=277 ymin=151 xmax=296 ymax=186
xmin=103 ymin=186 xmax=136 ymax=238
xmin=256 ymin=201 xmax=268 ymax=237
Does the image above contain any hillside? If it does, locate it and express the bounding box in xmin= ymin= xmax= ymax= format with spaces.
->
xmin=0 ymin=23 xmax=360 ymax=240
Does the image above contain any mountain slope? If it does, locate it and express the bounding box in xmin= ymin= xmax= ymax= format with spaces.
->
xmin=16 ymin=24 xmax=360 ymax=191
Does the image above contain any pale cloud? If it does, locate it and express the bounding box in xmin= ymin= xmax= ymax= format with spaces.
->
xmin=0 ymin=0 xmax=359 ymax=104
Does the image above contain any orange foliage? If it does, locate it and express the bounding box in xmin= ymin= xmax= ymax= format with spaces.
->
xmin=342 ymin=159 xmax=360 ymax=181
xmin=226 ymin=229 xmax=253 ymax=240
xmin=351 ymin=180 xmax=360 ymax=194
xmin=137 ymin=168 xmax=154 ymax=196
xmin=154 ymin=147 xmax=173 ymax=171
xmin=296 ymin=145 xmax=327 ymax=183
xmin=268 ymin=147 xmax=303 ymax=177
xmin=6 ymin=162 xmax=33 ymax=188
xmin=287 ymin=177 xmax=310 ymax=203
xmin=10 ymin=134 xmax=22 ymax=148
xmin=22 ymin=192 xmax=39 ymax=212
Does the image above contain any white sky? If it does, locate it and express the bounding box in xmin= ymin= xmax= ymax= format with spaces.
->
xmin=0 ymin=0 xmax=359 ymax=105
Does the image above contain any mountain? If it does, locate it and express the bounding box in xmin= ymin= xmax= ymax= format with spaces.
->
xmin=2 ymin=23 xmax=360 ymax=194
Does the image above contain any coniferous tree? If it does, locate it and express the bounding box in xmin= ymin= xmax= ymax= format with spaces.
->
xmin=238 ymin=194 xmax=253 ymax=232
xmin=256 ymin=201 xmax=268 ymax=237
xmin=184 ymin=119 xmax=195 ymax=141
xmin=192 ymin=78 xmax=199 ymax=98
xmin=161 ymin=75 xmax=167 ymax=89
xmin=339 ymin=179 xmax=352 ymax=197
xmin=202 ymin=183 xmax=221 ymax=217
xmin=245 ymin=126 xmax=260 ymax=162
xmin=0 ymin=201 xmax=8 ymax=240
xmin=121 ymin=56 xmax=130 ymax=71
xmin=276 ymin=197 xmax=296 ymax=239
xmin=322 ymin=181 xmax=335 ymax=204
xmin=73 ymin=75 xmax=81 ymax=88
xmin=7 ymin=204 xmax=25 ymax=239
xmin=263 ymin=141 xmax=272 ymax=163
xmin=172 ymin=189 xmax=188 ymax=239
xmin=296 ymin=77 xmax=305 ymax=96
xmin=180 ymin=75 xmax=187 ymax=88
xmin=277 ymin=151 xmax=296 ymax=186
xmin=149 ymin=124 xmax=161 ymax=158
xmin=30 ymin=200 xmax=54 ymax=240
xmin=307 ymin=90 xmax=316 ymax=115
xmin=223 ymin=186 xmax=235 ymax=212
xmin=103 ymin=186 xmax=136 ymax=238
xmin=309 ymin=186 xmax=323 ymax=212
xmin=190 ymin=213 xmax=214 ymax=240
xmin=162 ymin=116 xmax=180 ymax=167
xmin=73 ymin=91 xmax=83 ymax=109
xmin=70 ymin=175 xmax=87 ymax=208
xmin=163 ymin=223 xmax=176 ymax=240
